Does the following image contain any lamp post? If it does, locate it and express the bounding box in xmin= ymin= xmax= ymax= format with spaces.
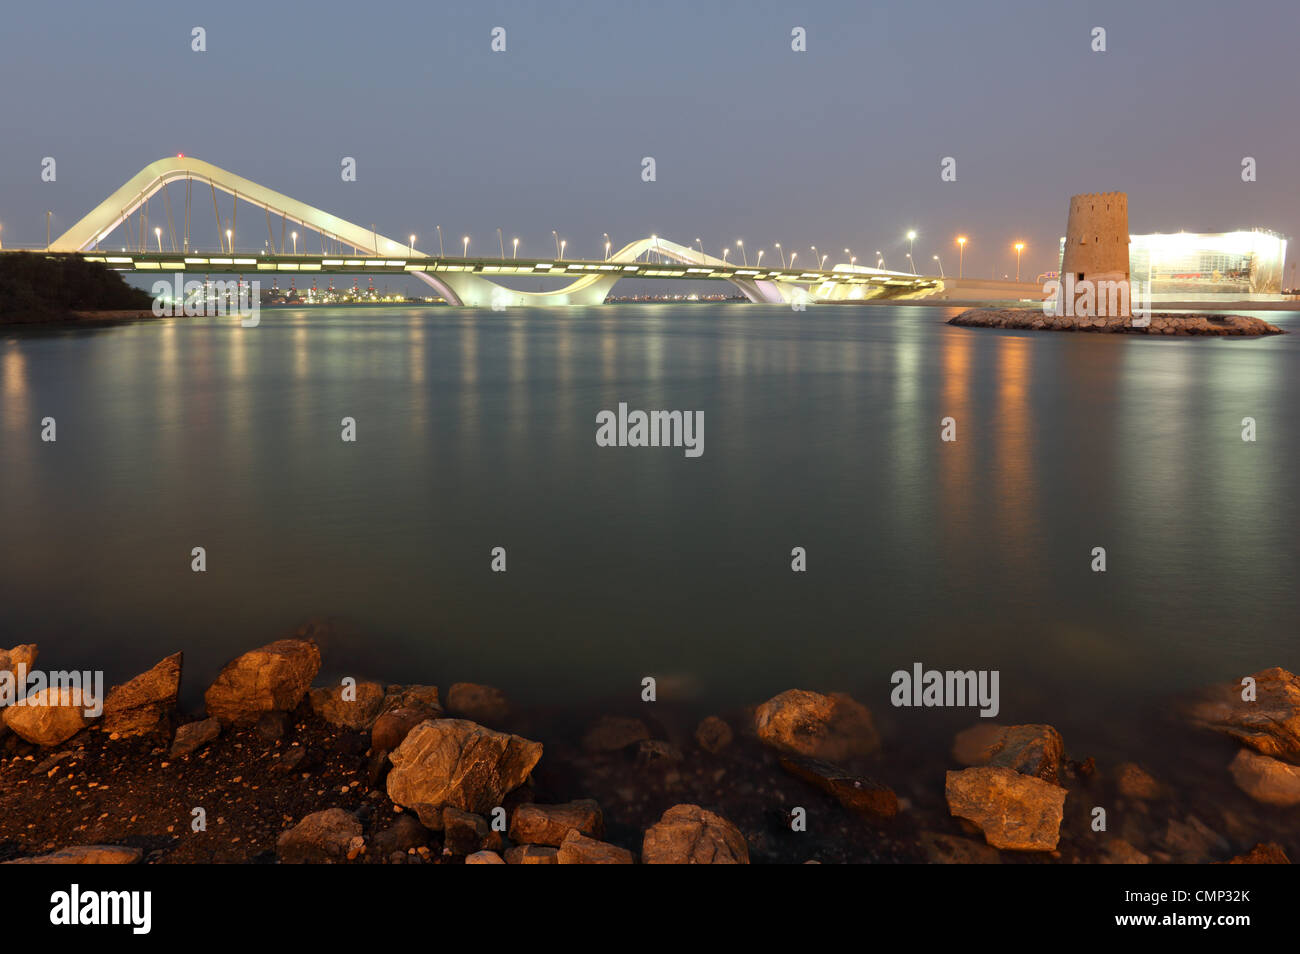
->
xmin=227 ymin=229 xmax=233 ymax=254
xmin=695 ymin=237 xmax=704 ymax=260
xmin=810 ymin=246 xmax=818 ymax=271
xmin=876 ymin=250 xmax=884 ymax=269
xmin=788 ymin=251 xmax=798 ymax=268
xmin=722 ymin=247 xmax=730 ymax=264
xmin=775 ymin=242 xmax=786 ymax=267
xmin=933 ymin=254 xmax=944 ymax=278
xmin=513 ymin=237 xmax=519 ymax=259
xmin=552 ymin=230 xmax=560 ymax=258
xmin=410 ymin=234 xmax=416 ymax=256
xmin=737 ymin=239 xmax=746 ymax=266
xmin=1014 ymin=242 xmax=1025 ymax=282
xmin=560 ymin=239 xmax=566 ymax=260
xmin=155 ymin=226 xmax=162 ymax=252
xmin=906 ymin=231 xmax=917 ymax=274
xmin=436 ymin=225 xmax=444 ymax=257
xmin=957 ymin=236 xmax=967 ymax=278
xmin=603 ymin=233 xmax=610 ymax=260
xmin=497 ymin=228 xmax=505 ymax=258
xmin=291 ymin=231 xmax=298 ymax=255
xmin=820 ymin=254 xmax=828 ymax=269
xmin=463 ymin=235 xmax=469 ymax=258
xmin=756 ymin=249 xmax=765 ymax=266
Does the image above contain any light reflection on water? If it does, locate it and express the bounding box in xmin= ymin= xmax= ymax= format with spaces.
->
xmin=0 ymin=305 xmax=1296 ymax=768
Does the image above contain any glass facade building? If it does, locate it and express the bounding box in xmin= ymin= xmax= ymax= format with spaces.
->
xmin=1059 ymin=229 xmax=1288 ymax=294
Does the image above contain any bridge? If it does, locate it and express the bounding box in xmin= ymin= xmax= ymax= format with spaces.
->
xmin=31 ymin=156 xmax=943 ymax=307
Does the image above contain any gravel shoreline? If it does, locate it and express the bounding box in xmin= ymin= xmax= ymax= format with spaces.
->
xmin=950 ymin=308 xmax=1286 ymax=335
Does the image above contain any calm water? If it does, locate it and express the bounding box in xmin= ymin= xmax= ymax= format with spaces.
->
xmin=2 ymin=304 xmax=1297 ymax=763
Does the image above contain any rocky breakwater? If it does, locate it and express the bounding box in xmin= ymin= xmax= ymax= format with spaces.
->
xmin=949 ymin=308 xmax=1285 ymax=335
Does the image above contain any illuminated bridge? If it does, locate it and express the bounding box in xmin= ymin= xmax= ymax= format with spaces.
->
xmin=33 ymin=156 xmax=943 ymax=307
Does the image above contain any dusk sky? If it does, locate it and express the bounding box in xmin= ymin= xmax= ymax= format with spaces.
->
xmin=2 ymin=0 xmax=1297 ymax=280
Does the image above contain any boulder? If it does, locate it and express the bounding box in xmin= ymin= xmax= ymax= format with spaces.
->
xmin=556 ymin=830 xmax=635 ymax=864
xmin=466 ymin=850 xmax=506 ymax=864
xmin=754 ymin=689 xmax=879 ymax=761
xmin=1225 ymin=842 xmax=1291 ymax=864
xmin=1186 ymin=667 xmax=1300 ymax=761
xmin=101 ymin=652 xmax=182 ymax=737
xmin=505 ymin=844 xmax=559 ymax=864
xmin=372 ymin=707 xmax=430 ymax=753
xmin=371 ymin=814 xmax=429 ymax=856
xmin=204 ymin=638 xmax=320 ymax=725
xmin=386 ymin=719 xmax=542 ymax=827
xmin=581 ymin=715 xmax=651 ymax=753
xmin=1115 ymin=762 xmax=1163 ymax=800
xmin=442 ymin=806 xmax=491 ymax=855
xmin=381 ymin=684 xmax=443 ymax=717
xmin=309 ymin=680 xmax=385 ymax=729
xmin=0 ymin=643 xmax=37 ymax=681
xmin=694 ymin=715 xmax=734 ymax=753
xmin=170 ymin=717 xmax=221 ymax=758
xmin=509 ymin=799 xmax=604 ymax=846
xmin=641 ymin=803 xmax=749 ymax=864
xmin=4 ymin=845 xmax=141 ymax=865
xmin=944 ymin=766 xmax=1066 ymax=851
xmin=1228 ymin=749 xmax=1300 ymax=806
xmin=446 ymin=683 xmax=510 ymax=724
xmin=276 ymin=808 xmax=363 ymax=863
xmin=951 ymin=723 xmax=1006 ymax=766
xmin=779 ymin=756 xmax=898 ymax=818
xmin=985 ymin=725 xmax=1064 ymax=784
xmin=2 ymin=687 xmax=90 ymax=746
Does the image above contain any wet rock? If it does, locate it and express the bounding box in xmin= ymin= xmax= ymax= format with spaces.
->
xmin=372 ymin=707 xmax=429 ymax=753
xmin=372 ymin=813 xmax=428 ymax=856
xmin=951 ymin=723 xmax=1006 ymax=766
xmin=581 ymin=715 xmax=651 ymax=753
xmin=466 ymin=850 xmax=505 ymax=864
xmin=204 ymin=638 xmax=321 ymax=725
xmin=1115 ymin=762 xmax=1163 ymax=800
xmin=386 ymin=719 xmax=543 ymax=827
xmin=556 ymin=830 xmax=635 ymax=864
xmin=101 ymin=652 xmax=182 ymax=738
xmin=442 ymin=806 xmax=491 ymax=855
xmin=3 ymin=845 xmax=142 ymax=865
xmin=944 ymin=766 xmax=1066 ymax=851
xmin=641 ymin=803 xmax=749 ymax=864
xmin=779 ymin=756 xmax=898 ymax=818
xmin=1225 ymin=842 xmax=1291 ymax=864
xmin=309 ymin=680 xmax=385 ymax=729
xmin=636 ymin=739 xmax=683 ymax=766
xmin=754 ymin=689 xmax=879 ymax=761
xmin=985 ymin=725 xmax=1063 ymax=784
xmin=1228 ymin=749 xmax=1300 ymax=806
xmin=446 ymin=682 xmax=510 ymax=725
xmin=694 ymin=715 xmax=733 ymax=753
xmin=1186 ymin=667 xmax=1300 ymax=761
xmin=506 ymin=844 xmax=559 ymax=864
xmin=2 ymin=687 xmax=91 ymax=746
xmin=509 ymin=799 xmax=604 ymax=846
xmin=170 ymin=717 xmax=220 ymax=758
xmin=276 ymin=808 xmax=363 ymax=863
xmin=0 ymin=643 xmax=37 ymax=681
xmin=918 ymin=831 xmax=1001 ymax=864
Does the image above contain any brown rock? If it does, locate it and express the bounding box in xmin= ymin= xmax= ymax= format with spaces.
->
xmin=309 ymin=680 xmax=385 ymax=729
xmin=635 ymin=739 xmax=683 ymax=765
xmin=371 ymin=707 xmax=429 ymax=753
xmin=204 ymin=638 xmax=321 ymax=725
xmin=0 ymin=644 xmax=37 ymax=682
xmin=276 ymin=808 xmax=363 ymax=863
xmin=779 ymin=756 xmax=898 ymax=818
xmin=4 ymin=845 xmax=142 ymax=865
xmin=754 ymin=689 xmax=879 ymax=761
xmin=169 ymin=717 xmax=220 ymax=757
xmin=381 ymin=684 xmax=443 ymax=717
xmin=694 ymin=715 xmax=733 ymax=753
xmin=386 ymin=719 xmax=543 ymax=827
xmin=951 ymin=723 xmax=1006 ymax=766
xmin=446 ymin=682 xmax=510 ymax=724
xmin=1100 ymin=838 xmax=1151 ymax=864
xmin=371 ymin=814 xmax=428 ymax=856
xmin=509 ymin=799 xmax=604 ymax=846
xmin=442 ymin=806 xmax=492 ymax=855
xmin=1186 ymin=667 xmax=1300 ymax=761
xmin=1228 ymin=749 xmax=1300 ymax=806
xmin=985 ymin=724 xmax=1063 ymax=784
xmin=581 ymin=715 xmax=651 ymax=753
xmin=505 ymin=844 xmax=559 ymax=864
xmin=1 ymin=687 xmax=90 ymax=746
xmin=556 ymin=830 xmax=635 ymax=864
xmin=466 ymin=850 xmax=505 ymax=864
xmin=918 ymin=831 xmax=1001 ymax=864
xmin=1115 ymin=762 xmax=1163 ymax=800
xmin=641 ymin=803 xmax=749 ymax=864
xmin=1226 ymin=842 xmax=1291 ymax=864
xmin=102 ymin=652 xmax=182 ymax=737
xmin=944 ymin=766 xmax=1066 ymax=851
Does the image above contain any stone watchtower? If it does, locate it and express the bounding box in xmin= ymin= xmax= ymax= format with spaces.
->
xmin=1060 ymin=192 xmax=1130 ymax=317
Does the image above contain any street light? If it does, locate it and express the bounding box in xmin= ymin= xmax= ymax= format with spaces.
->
xmin=410 ymin=234 xmax=417 ymax=256
xmin=844 ymin=248 xmax=852 ymax=268
xmin=737 ymin=239 xmax=746 ymax=266
xmin=560 ymin=239 xmax=566 ymax=260
xmin=906 ymin=231 xmax=917 ymax=274
xmin=552 ymin=230 xmax=560 ymax=258
xmin=820 ymin=254 xmax=829 ymax=269
xmin=933 ymin=254 xmax=944 ymax=278
xmin=436 ymin=225 xmax=444 ymax=257
xmin=788 ymin=251 xmax=798 ymax=268
xmin=513 ymin=237 xmax=519 ymax=259
xmin=957 ymin=236 xmax=967 ymax=278
xmin=463 ymin=235 xmax=469 ymax=257
xmin=695 ymin=238 xmax=704 ymax=260
xmin=810 ymin=246 xmax=818 ymax=270
xmin=154 ymin=226 xmax=162 ymax=252
xmin=722 ymin=247 xmax=730 ymax=264
xmin=227 ymin=228 xmax=233 ymax=254
xmin=603 ymin=233 xmax=610 ymax=260
xmin=1014 ymin=242 xmax=1025 ymax=281
xmin=291 ymin=231 xmax=298 ymax=255
xmin=876 ymin=250 xmax=884 ymax=269
xmin=497 ymin=227 xmax=505 ymax=258
xmin=756 ymin=249 xmax=765 ymax=265
xmin=775 ymin=242 xmax=786 ymax=267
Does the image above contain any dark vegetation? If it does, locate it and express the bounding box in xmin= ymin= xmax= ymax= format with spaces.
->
xmin=0 ymin=252 xmax=152 ymax=323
